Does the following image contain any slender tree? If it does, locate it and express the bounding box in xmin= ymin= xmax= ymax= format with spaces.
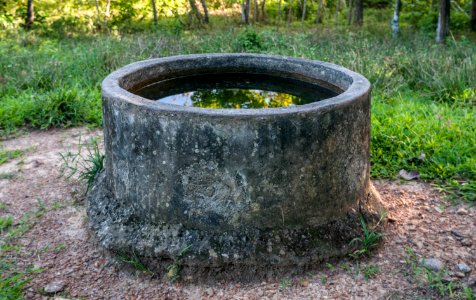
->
xmin=471 ymin=0 xmax=476 ymax=31
xmin=94 ymin=0 xmax=102 ymax=25
xmin=25 ymin=0 xmax=34 ymax=30
xmin=288 ymin=0 xmax=293 ymax=25
xmin=436 ymin=0 xmax=450 ymax=43
xmin=390 ymin=0 xmax=402 ymax=37
xmin=200 ymin=0 xmax=210 ymax=23
xmin=301 ymin=0 xmax=307 ymax=28
xmin=151 ymin=0 xmax=159 ymax=26
xmin=277 ymin=0 xmax=282 ymax=27
xmin=242 ymin=0 xmax=250 ymax=24
xmin=260 ymin=0 xmax=266 ymax=20
xmin=353 ymin=0 xmax=363 ymax=26
xmin=105 ymin=0 xmax=111 ymax=19
xmin=347 ymin=0 xmax=353 ymax=25
xmin=254 ymin=0 xmax=259 ymax=21
xmin=335 ymin=0 xmax=340 ymax=26
xmin=316 ymin=0 xmax=323 ymax=24
xmin=189 ymin=0 xmax=204 ymax=24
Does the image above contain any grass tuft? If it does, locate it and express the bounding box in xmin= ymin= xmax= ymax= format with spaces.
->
xmin=349 ymin=217 xmax=384 ymax=259
xmin=60 ymin=137 xmax=104 ymax=191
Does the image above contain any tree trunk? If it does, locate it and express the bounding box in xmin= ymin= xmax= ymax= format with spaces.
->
xmin=200 ymin=0 xmax=210 ymax=23
xmin=353 ymin=0 xmax=363 ymax=26
xmin=94 ymin=0 xmax=102 ymax=25
xmin=105 ymin=0 xmax=111 ymax=19
xmin=316 ymin=0 xmax=323 ymax=25
xmin=242 ymin=0 xmax=250 ymax=24
xmin=151 ymin=0 xmax=159 ymax=27
xmin=277 ymin=0 xmax=282 ymax=27
xmin=335 ymin=0 xmax=340 ymax=26
xmin=254 ymin=0 xmax=259 ymax=21
xmin=189 ymin=0 xmax=204 ymax=24
xmin=471 ymin=0 xmax=476 ymax=31
xmin=25 ymin=0 xmax=34 ymax=30
xmin=390 ymin=0 xmax=402 ymax=37
xmin=436 ymin=0 xmax=450 ymax=43
xmin=301 ymin=0 xmax=307 ymax=28
xmin=347 ymin=0 xmax=353 ymax=25
xmin=261 ymin=0 xmax=266 ymax=21
xmin=288 ymin=0 xmax=293 ymax=25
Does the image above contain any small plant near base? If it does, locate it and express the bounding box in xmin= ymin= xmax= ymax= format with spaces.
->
xmin=166 ymin=245 xmax=192 ymax=282
xmin=279 ymin=278 xmax=292 ymax=291
xmin=60 ymin=136 xmax=104 ymax=191
xmin=116 ymin=251 xmax=150 ymax=273
xmin=349 ymin=216 xmax=385 ymax=259
xmin=362 ymin=264 xmax=380 ymax=282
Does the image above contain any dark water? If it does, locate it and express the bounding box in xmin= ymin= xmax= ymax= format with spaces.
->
xmin=135 ymin=73 xmax=339 ymax=109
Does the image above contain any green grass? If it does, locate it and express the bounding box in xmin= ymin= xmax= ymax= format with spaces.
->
xmin=361 ymin=264 xmax=380 ymax=282
xmin=349 ymin=217 xmax=385 ymax=259
xmin=0 ymin=148 xmax=23 ymax=165
xmin=403 ymin=247 xmax=473 ymax=299
xmin=371 ymin=93 xmax=476 ymax=201
xmin=0 ymin=23 xmax=475 ymax=200
xmin=60 ymin=137 xmax=104 ymax=191
xmin=0 ymin=199 xmax=47 ymax=299
xmin=0 ymin=215 xmax=13 ymax=231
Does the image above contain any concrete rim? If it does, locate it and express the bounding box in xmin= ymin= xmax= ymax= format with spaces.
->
xmin=101 ymin=53 xmax=371 ymax=117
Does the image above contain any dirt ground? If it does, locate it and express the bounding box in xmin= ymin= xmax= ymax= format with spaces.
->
xmin=0 ymin=127 xmax=474 ymax=299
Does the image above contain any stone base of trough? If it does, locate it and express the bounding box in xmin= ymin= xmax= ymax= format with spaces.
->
xmin=87 ymin=172 xmax=385 ymax=281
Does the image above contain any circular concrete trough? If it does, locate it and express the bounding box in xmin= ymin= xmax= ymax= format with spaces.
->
xmin=88 ymin=54 xmax=385 ymax=279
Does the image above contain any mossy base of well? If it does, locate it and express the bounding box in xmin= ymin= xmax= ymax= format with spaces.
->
xmin=87 ymin=172 xmax=385 ymax=281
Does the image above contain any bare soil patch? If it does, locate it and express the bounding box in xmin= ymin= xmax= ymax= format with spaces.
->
xmin=0 ymin=128 xmax=474 ymax=299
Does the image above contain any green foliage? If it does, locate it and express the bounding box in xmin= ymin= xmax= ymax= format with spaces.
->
xmin=349 ymin=217 xmax=384 ymax=259
xmin=236 ymin=27 xmax=264 ymax=52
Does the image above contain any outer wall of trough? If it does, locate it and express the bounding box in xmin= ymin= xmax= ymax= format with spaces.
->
xmin=91 ymin=54 xmax=384 ymax=273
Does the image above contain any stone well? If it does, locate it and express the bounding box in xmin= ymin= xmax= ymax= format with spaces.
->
xmin=88 ymin=54 xmax=385 ymax=277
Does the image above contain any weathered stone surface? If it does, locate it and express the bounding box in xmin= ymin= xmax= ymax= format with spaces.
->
xmin=44 ymin=280 xmax=65 ymax=294
xmin=420 ymin=258 xmax=444 ymax=272
xmin=88 ymin=54 xmax=385 ymax=279
xmin=458 ymin=263 xmax=472 ymax=273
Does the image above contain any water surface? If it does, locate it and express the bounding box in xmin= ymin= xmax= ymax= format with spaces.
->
xmin=135 ymin=73 xmax=339 ymax=109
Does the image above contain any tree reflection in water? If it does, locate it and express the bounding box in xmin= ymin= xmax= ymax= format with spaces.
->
xmin=190 ymin=89 xmax=306 ymax=109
